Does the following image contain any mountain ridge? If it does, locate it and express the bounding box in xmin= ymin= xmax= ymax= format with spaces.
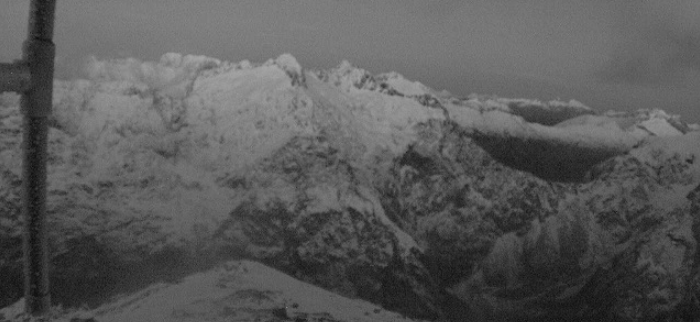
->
xmin=1 ymin=52 xmax=699 ymax=321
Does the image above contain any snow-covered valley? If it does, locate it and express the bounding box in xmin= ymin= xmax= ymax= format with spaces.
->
xmin=1 ymin=53 xmax=699 ymax=321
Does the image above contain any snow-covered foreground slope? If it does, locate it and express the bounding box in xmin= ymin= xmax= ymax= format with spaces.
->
xmin=0 ymin=260 xmax=425 ymax=322
xmin=1 ymin=52 xmax=699 ymax=321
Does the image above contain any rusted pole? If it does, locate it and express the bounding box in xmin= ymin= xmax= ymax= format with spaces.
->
xmin=20 ymin=0 xmax=56 ymax=316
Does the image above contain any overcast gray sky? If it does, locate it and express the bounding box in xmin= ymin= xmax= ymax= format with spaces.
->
xmin=2 ymin=0 xmax=699 ymax=123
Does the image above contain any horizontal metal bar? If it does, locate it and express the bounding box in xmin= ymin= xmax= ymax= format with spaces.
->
xmin=0 ymin=61 xmax=31 ymax=93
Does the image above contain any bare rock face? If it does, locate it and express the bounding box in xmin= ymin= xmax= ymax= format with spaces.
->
xmin=212 ymin=135 xmax=443 ymax=319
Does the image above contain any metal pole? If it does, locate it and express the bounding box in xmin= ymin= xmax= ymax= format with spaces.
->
xmin=20 ymin=0 xmax=56 ymax=316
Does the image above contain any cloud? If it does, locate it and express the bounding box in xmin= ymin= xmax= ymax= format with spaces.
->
xmin=599 ymin=1 xmax=700 ymax=86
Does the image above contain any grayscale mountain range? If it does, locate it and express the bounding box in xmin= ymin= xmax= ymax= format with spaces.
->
xmin=1 ymin=53 xmax=699 ymax=322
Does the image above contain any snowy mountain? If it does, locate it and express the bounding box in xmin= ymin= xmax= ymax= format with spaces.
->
xmin=1 ymin=53 xmax=699 ymax=321
xmin=1 ymin=260 xmax=426 ymax=322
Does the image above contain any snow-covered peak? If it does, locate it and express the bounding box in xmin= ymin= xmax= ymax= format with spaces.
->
xmin=631 ymin=132 xmax=700 ymax=180
xmin=158 ymin=52 xmax=221 ymax=71
xmin=85 ymin=53 xmax=220 ymax=89
xmin=446 ymin=105 xmax=637 ymax=152
xmin=318 ymin=59 xmax=377 ymax=92
xmin=56 ymin=52 xmax=695 ymax=185
xmin=601 ymin=108 xmax=689 ymax=137
xmin=260 ymin=53 xmax=305 ymax=86
xmin=547 ymin=99 xmax=591 ymax=111
xmin=0 ymin=261 xmax=425 ymax=322
xmin=636 ymin=116 xmax=684 ymax=137
xmin=636 ymin=109 xmax=687 ymax=136
xmin=459 ymin=95 xmax=594 ymax=126
xmin=497 ymin=98 xmax=592 ymax=112
xmin=375 ymin=71 xmax=431 ymax=97
xmin=273 ymin=53 xmax=302 ymax=74
xmin=48 ymin=53 xmax=452 ymax=182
